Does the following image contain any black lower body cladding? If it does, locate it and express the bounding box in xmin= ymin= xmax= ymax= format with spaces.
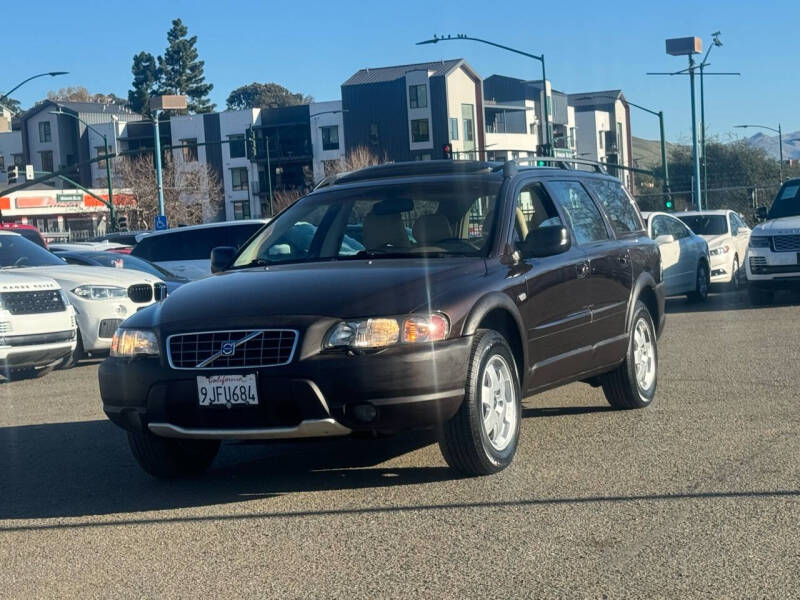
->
xmin=99 ymin=336 xmax=471 ymax=434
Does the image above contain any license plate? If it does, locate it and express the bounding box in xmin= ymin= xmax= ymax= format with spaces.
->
xmin=197 ymin=374 xmax=258 ymax=408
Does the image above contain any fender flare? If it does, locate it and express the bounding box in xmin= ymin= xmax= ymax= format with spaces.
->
xmin=462 ymin=292 xmax=529 ymax=382
xmin=626 ymin=271 xmax=661 ymax=334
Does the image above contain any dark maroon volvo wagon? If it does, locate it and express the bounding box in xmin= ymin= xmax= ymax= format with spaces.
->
xmin=99 ymin=159 xmax=665 ymax=478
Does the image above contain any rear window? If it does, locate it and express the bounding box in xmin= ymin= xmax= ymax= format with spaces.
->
xmin=131 ymin=223 xmax=263 ymax=262
xmin=9 ymin=228 xmax=46 ymax=248
xmin=583 ymin=178 xmax=643 ymax=235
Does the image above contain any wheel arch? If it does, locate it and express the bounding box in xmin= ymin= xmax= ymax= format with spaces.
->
xmin=462 ymin=292 xmax=528 ymax=389
xmin=627 ymin=272 xmax=662 ymax=337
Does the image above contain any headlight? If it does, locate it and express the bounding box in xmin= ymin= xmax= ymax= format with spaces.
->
xmin=110 ymin=329 xmax=160 ymax=358
xmin=72 ymin=285 xmax=127 ymax=300
xmin=324 ymin=314 xmax=449 ymax=349
xmin=749 ymin=236 xmax=770 ymax=248
xmin=709 ymin=245 xmax=730 ymax=256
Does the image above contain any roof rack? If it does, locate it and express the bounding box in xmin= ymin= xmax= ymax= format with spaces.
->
xmin=316 ymin=159 xmax=495 ymax=188
xmin=497 ymin=156 xmax=608 ymax=174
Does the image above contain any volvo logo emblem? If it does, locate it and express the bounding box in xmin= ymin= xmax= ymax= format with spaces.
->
xmin=220 ymin=342 xmax=236 ymax=356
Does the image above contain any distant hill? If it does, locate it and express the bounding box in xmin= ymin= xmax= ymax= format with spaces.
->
xmin=631 ymin=137 xmax=682 ymax=170
xmin=743 ymin=131 xmax=800 ymax=160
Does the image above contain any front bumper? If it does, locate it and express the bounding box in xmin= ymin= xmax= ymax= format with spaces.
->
xmin=0 ymin=338 xmax=76 ymax=368
xmin=100 ymin=336 xmax=471 ymax=438
xmin=73 ymin=298 xmax=155 ymax=353
xmin=746 ymin=248 xmax=800 ymax=285
xmin=709 ymin=253 xmax=734 ymax=283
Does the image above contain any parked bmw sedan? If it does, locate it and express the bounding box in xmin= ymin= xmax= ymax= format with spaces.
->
xmin=676 ymin=210 xmax=751 ymax=289
xmin=53 ymin=250 xmax=189 ymax=295
xmin=643 ymin=211 xmax=710 ymax=301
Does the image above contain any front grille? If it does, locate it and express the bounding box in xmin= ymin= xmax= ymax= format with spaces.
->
xmin=154 ymin=283 xmax=167 ymax=301
xmin=167 ymin=329 xmax=298 ymax=370
xmin=98 ymin=319 xmax=123 ymax=339
xmin=772 ymin=235 xmax=800 ymax=252
xmin=749 ymin=256 xmax=767 ymax=268
xmin=2 ymin=330 xmax=75 ymax=347
xmin=128 ymin=284 xmax=153 ymax=303
xmin=0 ymin=290 xmax=64 ymax=315
xmin=749 ymin=256 xmax=800 ymax=275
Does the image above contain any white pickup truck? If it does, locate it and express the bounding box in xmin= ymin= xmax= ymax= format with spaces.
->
xmin=0 ymin=272 xmax=77 ymax=379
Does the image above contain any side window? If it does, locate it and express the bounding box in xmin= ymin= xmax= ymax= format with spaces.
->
xmin=734 ymin=213 xmax=748 ymax=230
xmin=728 ymin=213 xmax=737 ymax=235
xmin=547 ymin=181 xmax=609 ymax=245
xmin=513 ymin=182 xmax=562 ymax=249
xmin=229 ymin=224 xmax=264 ymax=249
xmin=666 ymin=217 xmax=690 ymax=240
xmin=583 ymin=178 xmax=643 ymax=235
xmin=651 ymin=216 xmax=669 ymax=239
xmin=263 ymin=205 xmax=330 ymax=262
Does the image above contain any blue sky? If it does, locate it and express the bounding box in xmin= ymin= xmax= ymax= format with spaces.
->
xmin=8 ymin=0 xmax=800 ymax=142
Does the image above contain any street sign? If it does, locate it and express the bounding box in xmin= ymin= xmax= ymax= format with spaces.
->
xmin=154 ymin=215 xmax=168 ymax=231
xmin=25 ymin=164 xmax=34 ymax=180
xmin=56 ymin=193 xmax=83 ymax=204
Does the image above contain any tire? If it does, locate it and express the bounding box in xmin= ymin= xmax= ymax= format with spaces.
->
xmin=729 ymin=255 xmax=743 ymax=291
xmin=748 ymin=286 xmax=774 ymax=306
xmin=127 ymin=430 xmax=220 ymax=478
xmin=601 ymin=301 xmax=658 ymax=410
xmin=58 ymin=332 xmax=84 ymax=370
xmin=438 ymin=329 xmax=521 ymax=476
xmin=688 ymin=262 xmax=709 ymax=303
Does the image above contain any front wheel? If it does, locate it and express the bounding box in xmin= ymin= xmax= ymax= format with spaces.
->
xmin=127 ymin=430 xmax=220 ymax=478
xmin=438 ymin=329 xmax=521 ymax=476
xmin=730 ymin=255 xmax=745 ymax=291
xmin=601 ymin=301 xmax=658 ymax=410
xmin=688 ymin=262 xmax=709 ymax=303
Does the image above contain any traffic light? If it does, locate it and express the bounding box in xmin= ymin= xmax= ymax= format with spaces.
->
xmin=442 ymin=144 xmax=452 ymax=159
xmin=664 ymin=195 xmax=674 ymax=211
xmin=246 ymin=127 xmax=257 ymax=159
xmin=7 ymin=166 xmax=18 ymax=184
xmin=117 ymin=215 xmax=128 ymax=232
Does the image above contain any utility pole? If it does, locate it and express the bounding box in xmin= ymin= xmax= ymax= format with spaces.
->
xmin=688 ymin=53 xmax=702 ymax=210
xmin=149 ymin=95 xmax=188 ymax=222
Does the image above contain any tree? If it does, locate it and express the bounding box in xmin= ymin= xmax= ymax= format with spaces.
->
xmin=128 ymin=52 xmax=159 ymax=116
xmin=157 ymin=18 xmax=215 ymax=113
xmin=324 ymin=146 xmax=383 ymax=177
xmin=226 ymin=82 xmax=312 ymax=110
xmin=114 ymin=153 xmax=223 ymax=228
xmin=47 ymin=86 xmax=127 ymax=105
xmin=0 ymin=96 xmax=22 ymax=113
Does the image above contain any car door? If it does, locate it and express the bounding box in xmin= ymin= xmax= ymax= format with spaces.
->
xmin=668 ymin=216 xmax=702 ymax=292
xmin=509 ymin=179 xmax=592 ymax=390
xmin=730 ymin=212 xmax=751 ymax=261
xmin=651 ymin=215 xmax=681 ymax=295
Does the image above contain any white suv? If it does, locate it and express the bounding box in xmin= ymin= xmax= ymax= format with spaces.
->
xmin=746 ymin=178 xmax=800 ymax=304
xmin=0 ymin=272 xmax=77 ymax=379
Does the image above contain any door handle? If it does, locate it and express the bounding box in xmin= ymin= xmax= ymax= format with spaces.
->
xmin=576 ymin=261 xmax=590 ymax=278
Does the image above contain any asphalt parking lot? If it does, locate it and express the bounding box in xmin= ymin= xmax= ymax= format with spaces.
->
xmin=2 ymin=290 xmax=799 ymax=598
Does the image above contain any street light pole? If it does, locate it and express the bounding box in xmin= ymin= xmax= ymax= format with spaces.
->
xmin=688 ymin=54 xmax=702 ymax=210
xmin=153 ymin=109 xmax=166 ymax=217
xmin=416 ymin=34 xmax=552 ymax=154
xmin=734 ymin=123 xmax=784 ymax=183
xmin=50 ymin=109 xmax=116 ymax=230
xmin=1 ymin=71 xmax=68 ymax=106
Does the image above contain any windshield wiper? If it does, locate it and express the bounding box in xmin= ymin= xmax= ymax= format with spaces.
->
xmin=343 ymin=250 xmax=450 ymax=260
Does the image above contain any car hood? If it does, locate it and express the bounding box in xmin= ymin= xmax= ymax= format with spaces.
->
xmin=154 ymin=258 xmax=486 ymax=328
xmin=699 ymin=234 xmax=731 ymax=248
xmin=0 ymin=271 xmax=61 ymax=292
xmin=753 ymin=216 xmax=800 ymax=235
xmin=14 ymin=265 xmax=162 ymax=288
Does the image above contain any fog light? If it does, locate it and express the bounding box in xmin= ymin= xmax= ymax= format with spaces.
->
xmin=350 ymin=403 xmax=377 ymax=423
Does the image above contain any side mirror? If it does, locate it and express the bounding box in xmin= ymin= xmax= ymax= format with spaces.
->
xmin=524 ymin=226 xmax=571 ymax=258
xmin=654 ymin=234 xmax=675 ymax=245
xmin=210 ymin=246 xmax=236 ymax=273
xmin=755 ymin=206 xmax=768 ymax=221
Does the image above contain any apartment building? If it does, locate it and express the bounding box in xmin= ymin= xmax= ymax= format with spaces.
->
xmin=342 ymin=60 xmax=484 ymax=162
xmin=567 ymin=91 xmax=633 ymax=187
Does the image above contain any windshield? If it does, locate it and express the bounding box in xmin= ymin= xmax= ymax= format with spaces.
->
xmin=232 ymin=178 xmax=502 ymax=268
xmin=78 ymin=253 xmax=188 ymax=281
xmin=677 ymin=215 xmax=728 ymax=235
xmin=768 ymin=183 xmax=800 ymax=219
xmin=0 ymin=234 xmax=66 ymax=268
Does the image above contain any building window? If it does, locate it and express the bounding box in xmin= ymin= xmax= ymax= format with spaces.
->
xmin=411 ymin=119 xmax=430 ymax=143
xmin=95 ymin=146 xmax=109 ymax=169
xmin=617 ymin=122 xmax=623 ymax=153
xmin=231 ymin=167 xmax=249 ymax=191
xmin=228 ymin=134 xmax=245 ymax=158
xmin=409 ymin=84 xmax=427 ymax=109
xmin=0 ymin=155 xmax=4 ymax=170
xmin=598 ymin=131 xmax=604 ymax=149
xmin=463 ymin=117 xmax=474 ymax=142
xmin=449 ymin=118 xmax=459 ymax=140
xmin=415 ymin=153 xmax=432 ymax=161
xmin=181 ymin=138 xmax=198 ymax=162
xmin=369 ymin=123 xmax=379 ymax=146
xmin=232 ymin=200 xmax=251 ymax=220
xmin=321 ymin=125 xmax=339 ymax=151
xmin=12 ymin=154 xmax=23 ymax=167
xmin=569 ymin=127 xmax=576 ymax=149
xmin=39 ymin=121 xmax=51 ymax=143
xmin=40 ymin=151 xmax=54 ymax=173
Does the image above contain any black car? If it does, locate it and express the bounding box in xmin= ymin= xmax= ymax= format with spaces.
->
xmin=53 ymin=251 xmax=189 ymax=295
xmin=100 ymin=160 xmax=665 ymax=478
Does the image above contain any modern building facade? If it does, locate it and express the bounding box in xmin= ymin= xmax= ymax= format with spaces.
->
xmin=342 ymin=60 xmax=484 ymax=162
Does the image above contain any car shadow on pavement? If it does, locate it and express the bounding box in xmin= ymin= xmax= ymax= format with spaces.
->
xmin=666 ymin=289 xmax=800 ymax=314
xmin=0 ymin=419 xmax=455 ymax=521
